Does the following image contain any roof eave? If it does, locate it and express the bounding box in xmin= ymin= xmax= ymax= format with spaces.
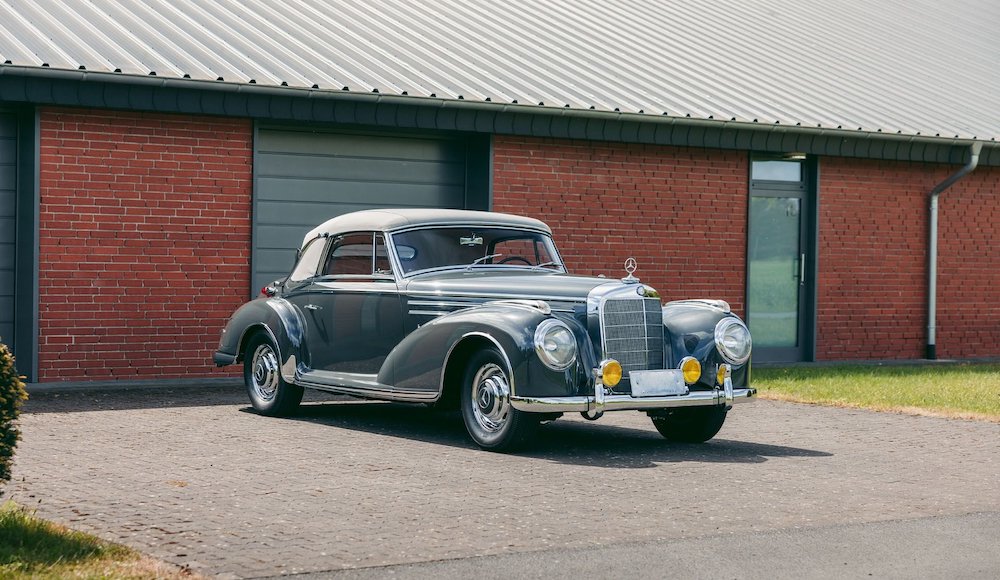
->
xmin=1 ymin=65 xmax=997 ymax=165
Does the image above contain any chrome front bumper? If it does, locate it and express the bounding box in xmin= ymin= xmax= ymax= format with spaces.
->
xmin=510 ymin=377 xmax=755 ymax=414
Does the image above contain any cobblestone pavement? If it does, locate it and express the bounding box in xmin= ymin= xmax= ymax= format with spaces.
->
xmin=7 ymin=386 xmax=999 ymax=578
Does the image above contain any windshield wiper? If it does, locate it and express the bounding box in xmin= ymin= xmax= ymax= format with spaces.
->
xmin=466 ymin=253 xmax=503 ymax=270
xmin=532 ymin=261 xmax=563 ymax=271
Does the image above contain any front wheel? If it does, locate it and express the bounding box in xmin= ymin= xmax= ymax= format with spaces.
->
xmin=244 ymin=332 xmax=303 ymax=417
xmin=650 ymin=406 xmax=727 ymax=443
xmin=460 ymin=349 xmax=538 ymax=451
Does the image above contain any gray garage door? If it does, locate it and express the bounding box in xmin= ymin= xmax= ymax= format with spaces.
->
xmin=253 ymin=128 xmax=481 ymax=293
xmin=0 ymin=115 xmax=16 ymax=351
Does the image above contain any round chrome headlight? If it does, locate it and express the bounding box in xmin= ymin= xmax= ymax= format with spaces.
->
xmin=534 ymin=319 xmax=578 ymax=371
xmin=714 ymin=318 xmax=752 ymax=365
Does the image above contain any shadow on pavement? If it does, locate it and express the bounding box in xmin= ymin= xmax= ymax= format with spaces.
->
xmin=275 ymin=400 xmax=833 ymax=468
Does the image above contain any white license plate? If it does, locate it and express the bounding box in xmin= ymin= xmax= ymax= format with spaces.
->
xmin=629 ymin=369 xmax=688 ymax=397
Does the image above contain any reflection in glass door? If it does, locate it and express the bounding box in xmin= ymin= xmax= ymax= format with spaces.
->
xmin=747 ymin=158 xmax=812 ymax=362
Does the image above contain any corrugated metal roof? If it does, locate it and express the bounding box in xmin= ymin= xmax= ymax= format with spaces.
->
xmin=0 ymin=0 xmax=997 ymax=141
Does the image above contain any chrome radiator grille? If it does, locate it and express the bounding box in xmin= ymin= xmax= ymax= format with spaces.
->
xmin=600 ymin=297 xmax=664 ymax=388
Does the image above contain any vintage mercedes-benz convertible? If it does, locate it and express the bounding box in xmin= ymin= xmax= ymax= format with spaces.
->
xmin=214 ymin=209 xmax=754 ymax=450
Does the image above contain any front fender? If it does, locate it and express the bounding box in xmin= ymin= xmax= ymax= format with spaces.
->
xmin=379 ymin=302 xmax=593 ymax=399
xmin=214 ymin=297 xmax=307 ymax=382
xmin=662 ymin=300 xmax=750 ymax=388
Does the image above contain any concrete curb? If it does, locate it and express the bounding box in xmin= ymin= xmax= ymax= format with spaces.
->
xmin=25 ymin=377 xmax=243 ymax=394
xmin=754 ymin=357 xmax=1000 ymax=369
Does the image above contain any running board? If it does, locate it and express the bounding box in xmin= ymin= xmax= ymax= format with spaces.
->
xmin=294 ymin=369 xmax=439 ymax=403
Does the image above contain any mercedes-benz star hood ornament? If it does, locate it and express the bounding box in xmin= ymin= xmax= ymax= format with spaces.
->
xmin=622 ymin=257 xmax=639 ymax=283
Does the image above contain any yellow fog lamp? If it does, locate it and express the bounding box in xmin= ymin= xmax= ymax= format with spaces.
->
xmin=598 ymin=359 xmax=623 ymax=388
xmin=716 ymin=363 xmax=731 ymax=386
xmin=679 ymin=356 xmax=702 ymax=385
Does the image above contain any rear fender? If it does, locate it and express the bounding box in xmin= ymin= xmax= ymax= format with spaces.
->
xmin=219 ymin=298 xmax=307 ymax=383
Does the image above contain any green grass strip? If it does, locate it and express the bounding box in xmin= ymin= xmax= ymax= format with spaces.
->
xmin=753 ymin=363 xmax=1000 ymax=421
xmin=0 ymin=501 xmax=190 ymax=579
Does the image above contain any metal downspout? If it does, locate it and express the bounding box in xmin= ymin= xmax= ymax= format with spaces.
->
xmin=927 ymin=142 xmax=982 ymax=359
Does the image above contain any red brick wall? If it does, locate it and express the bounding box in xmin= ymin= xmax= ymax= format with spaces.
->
xmin=38 ymin=108 xmax=252 ymax=381
xmin=33 ymin=117 xmax=996 ymax=380
xmin=495 ymin=137 xmax=999 ymax=362
xmin=817 ymin=159 xmax=1000 ymax=360
xmin=492 ymin=136 xmax=749 ymax=313
xmin=936 ymin=166 xmax=1000 ymax=358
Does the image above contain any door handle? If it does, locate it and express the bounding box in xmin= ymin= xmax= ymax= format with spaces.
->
xmin=799 ymin=253 xmax=806 ymax=286
xmin=304 ymin=304 xmax=322 ymax=311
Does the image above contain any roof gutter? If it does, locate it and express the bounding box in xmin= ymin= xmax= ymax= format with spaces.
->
xmin=926 ymin=141 xmax=982 ymax=359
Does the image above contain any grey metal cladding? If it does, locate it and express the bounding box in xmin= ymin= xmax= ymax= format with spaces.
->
xmin=0 ymin=113 xmax=14 ymax=346
xmin=251 ymin=127 xmax=469 ymax=294
xmin=0 ymin=0 xmax=995 ymax=148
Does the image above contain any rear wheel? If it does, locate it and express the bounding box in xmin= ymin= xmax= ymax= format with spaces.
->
xmin=650 ymin=406 xmax=727 ymax=443
xmin=460 ymin=349 xmax=537 ymax=451
xmin=244 ymin=333 xmax=303 ymax=417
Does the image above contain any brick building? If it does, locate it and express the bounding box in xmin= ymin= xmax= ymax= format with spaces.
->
xmin=0 ymin=1 xmax=997 ymax=384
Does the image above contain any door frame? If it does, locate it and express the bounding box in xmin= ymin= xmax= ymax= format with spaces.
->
xmin=0 ymin=106 xmax=38 ymax=382
xmin=746 ymin=154 xmax=818 ymax=363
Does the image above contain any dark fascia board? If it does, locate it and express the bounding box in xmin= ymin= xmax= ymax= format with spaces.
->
xmin=1 ymin=65 xmax=997 ymax=166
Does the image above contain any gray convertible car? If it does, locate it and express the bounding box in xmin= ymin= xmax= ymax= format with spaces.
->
xmin=214 ymin=209 xmax=754 ymax=451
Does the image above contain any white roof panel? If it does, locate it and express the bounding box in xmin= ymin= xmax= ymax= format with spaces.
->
xmin=0 ymin=0 xmax=996 ymax=140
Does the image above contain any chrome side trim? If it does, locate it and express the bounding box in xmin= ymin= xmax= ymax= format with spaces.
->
xmin=510 ymin=388 xmax=756 ymax=413
xmin=405 ymin=289 xmax=586 ymax=304
xmin=487 ymin=299 xmax=552 ymax=314
xmin=407 ymin=309 xmax=451 ymax=317
xmin=407 ymin=299 xmax=482 ymax=309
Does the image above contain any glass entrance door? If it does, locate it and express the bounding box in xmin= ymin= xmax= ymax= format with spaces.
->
xmin=747 ymin=159 xmax=813 ymax=362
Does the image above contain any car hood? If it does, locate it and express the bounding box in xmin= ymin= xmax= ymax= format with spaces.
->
xmin=401 ymin=270 xmax=619 ymax=304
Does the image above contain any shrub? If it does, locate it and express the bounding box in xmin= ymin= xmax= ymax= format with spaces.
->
xmin=0 ymin=340 xmax=27 ymax=494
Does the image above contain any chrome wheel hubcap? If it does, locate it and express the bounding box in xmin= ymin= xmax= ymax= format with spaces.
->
xmin=471 ymin=362 xmax=511 ymax=433
xmin=250 ymin=343 xmax=280 ymax=402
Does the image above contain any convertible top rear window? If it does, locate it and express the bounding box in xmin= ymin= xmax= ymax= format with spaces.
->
xmin=391 ymin=227 xmax=561 ymax=275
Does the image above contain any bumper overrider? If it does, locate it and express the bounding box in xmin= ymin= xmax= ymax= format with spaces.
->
xmin=510 ymin=360 xmax=756 ymax=414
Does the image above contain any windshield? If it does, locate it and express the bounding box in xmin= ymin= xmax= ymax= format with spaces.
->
xmin=390 ymin=227 xmax=564 ymax=275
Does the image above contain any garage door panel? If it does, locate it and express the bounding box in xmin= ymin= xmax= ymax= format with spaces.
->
xmin=0 ymin=140 xmax=14 ymax=163
xmin=0 ymin=192 xmax=14 ymax=217
xmin=255 ymin=179 xmax=466 ymax=207
xmin=255 ymin=223 xmax=314 ymax=248
xmin=0 ymin=166 xmax=14 ymax=190
xmin=256 ymin=153 xmax=466 ymax=184
xmin=256 ymin=248 xmax=296 ymax=272
xmin=0 ymin=218 xmax=14 ymax=243
xmin=0 ymin=115 xmax=15 ymax=355
xmin=252 ymin=129 xmax=471 ymax=294
xmin=257 ymin=129 xmax=464 ymax=162
xmin=0 ymin=243 xmax=13 ymax=270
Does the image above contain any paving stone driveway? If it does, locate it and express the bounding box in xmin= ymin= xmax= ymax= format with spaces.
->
xmin=8 ymin=385 xmax=999 ymax=578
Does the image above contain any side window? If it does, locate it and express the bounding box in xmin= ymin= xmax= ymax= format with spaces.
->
xmin=374 ymin=234 xmax=393 ymax=275
xmin=288 ymin=237 xmax=326 ymax=283
xmin=323 ymin=233 xmax=375 ymax=276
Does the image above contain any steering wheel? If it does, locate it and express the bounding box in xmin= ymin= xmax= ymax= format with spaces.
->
xmin=498 ymin=256 xmax=532 ymax=265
